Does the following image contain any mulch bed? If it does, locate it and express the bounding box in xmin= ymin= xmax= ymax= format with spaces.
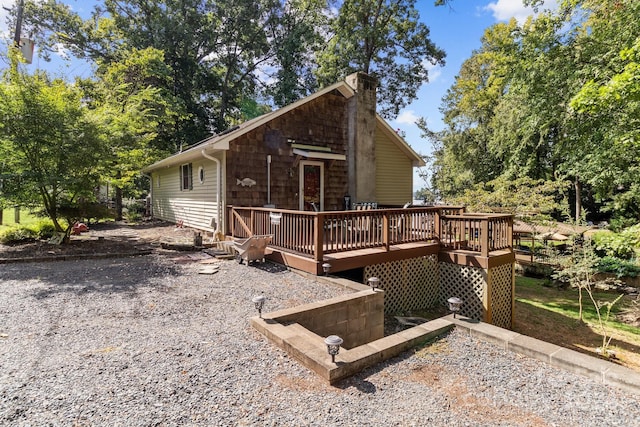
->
xmin=0 ymin=220 xmax=200 ymax=262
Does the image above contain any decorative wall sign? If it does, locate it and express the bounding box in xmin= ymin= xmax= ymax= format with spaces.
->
xmin=269 ymin=212 xmax=282 ymax=225
xmin=236 ymin=177 xmax=256 ymax=187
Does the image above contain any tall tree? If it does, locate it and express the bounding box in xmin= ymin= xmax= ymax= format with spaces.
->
xmin=420 ymin=21 xmax=518 ymax=197
xmin=81 ymin=47 xmax=183 ymax=219
xmin=264 ymin=0 xmax=328 ymax=107
xmin=427 ymin=0 xmax=640 ymax=222
xmin=19 ymin=0 xmax=329 ymax=143
xmin=0 ymin=50 xmax=106 ymax=233
xmin=567 ymin=0 xmax=640 ymax=222
xmin=316 ymin=0 xmax=445 ymax=118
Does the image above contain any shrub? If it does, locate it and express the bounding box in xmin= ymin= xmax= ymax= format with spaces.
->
xmin=123 ymin=199 xmax=145 ymax=223
xmin=596 ymin=256 xmax=640 ymax=278
xmin=609 ymin=216 xmax=638 ymax=233
xmin=0 ymin=226 xmax=38 ymax=244
xmin=592 ymin=227 xmax=639 ymax=259
xmin=57 ymin=202 xmax=114 ymax=224
xmin=124 ymin=209 xmax=142 ymax=223
xmin=29 ymin=219 xmax=57 ymax=239
xmin=0 ymin=218 xmax=61 ymax=244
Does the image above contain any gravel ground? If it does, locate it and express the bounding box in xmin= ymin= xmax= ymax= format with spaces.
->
xmin=1 ymin=254 xmax=639 ymax=427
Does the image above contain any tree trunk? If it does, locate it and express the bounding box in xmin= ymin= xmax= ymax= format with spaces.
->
xmin=115 ymin=186 xmax=123 ymax=221
xmin=115 ymin=171 xmax=123 ymax=221
xmin=574 ymin=176 xmax=582 ymax=222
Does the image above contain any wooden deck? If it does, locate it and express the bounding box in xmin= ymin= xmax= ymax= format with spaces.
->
xmin=227 ymin=206 xmax=514 ymax=275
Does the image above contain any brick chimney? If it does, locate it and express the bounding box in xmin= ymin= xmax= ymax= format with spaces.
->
xmin=345 ymin=72 xmax=378 ymax=205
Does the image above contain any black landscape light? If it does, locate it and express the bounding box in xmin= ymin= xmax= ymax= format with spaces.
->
xmin=324 ymin=335 xmax=343 ymax=363
xmin=252 ymin=295 xmax=266 ymax=318
xmin=447 ymin=297 xmax=463 ymax=318
xmin=367 ymin=277 xmax=380 ymax=291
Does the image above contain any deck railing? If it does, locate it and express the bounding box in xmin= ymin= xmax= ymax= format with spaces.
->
xmin=439 ymin=213 xmax=513 ymax=256
xmin=228 ymin=206 xmax=511 ymax=261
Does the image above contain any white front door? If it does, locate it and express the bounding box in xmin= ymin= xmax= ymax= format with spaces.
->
xmin=299 ymin=161 xmax=324 ymax=211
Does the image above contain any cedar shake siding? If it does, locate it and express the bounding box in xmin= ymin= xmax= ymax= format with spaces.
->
xmin=225 ymin=91 xmax=349 ymax=211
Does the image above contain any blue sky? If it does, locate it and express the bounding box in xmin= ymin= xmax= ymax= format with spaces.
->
xmin=390 ymin=0 xmax=557 ymax=192
xmin=0 ymin=0 xmax=555 ymax=192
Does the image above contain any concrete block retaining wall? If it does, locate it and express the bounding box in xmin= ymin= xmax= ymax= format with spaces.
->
xmin=269 ymin=289 xmax=384 ymax=349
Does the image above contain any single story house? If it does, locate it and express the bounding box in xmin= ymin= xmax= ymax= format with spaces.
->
xmin=142 ymin=72 xmax=425 ymax=234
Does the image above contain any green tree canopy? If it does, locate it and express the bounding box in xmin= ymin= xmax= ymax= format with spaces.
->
xmin=80 ymin=47 xmax=184 ymax=219
xmin=19 ymin=0 xmax=330 ymax=146
xmin=315 ymin=0 xmax=445 ymax=118
xmin=0 ymin=50 xmax=106 ymax=232
xmin=424 ymin=0 xmax=640 ymax=223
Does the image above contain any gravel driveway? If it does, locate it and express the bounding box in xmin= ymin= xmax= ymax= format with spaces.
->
xmin=1 ymin=254 xmax=639 ymax=426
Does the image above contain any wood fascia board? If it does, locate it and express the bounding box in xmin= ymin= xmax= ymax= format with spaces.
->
xmin=375 ymin=116 xmax=425 ymax=167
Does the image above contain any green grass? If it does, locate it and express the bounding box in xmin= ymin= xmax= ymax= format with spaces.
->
xmin=0 ymin=209 xmax=61 ymax=244
xmin=0 ymin=208 xmax=43 ymax=228
xmin=515 ymin=276 xmax=640 ymax=336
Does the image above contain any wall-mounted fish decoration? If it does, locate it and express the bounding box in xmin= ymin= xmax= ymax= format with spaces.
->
xmin=237 ymin=177 xmax=257 ymax=187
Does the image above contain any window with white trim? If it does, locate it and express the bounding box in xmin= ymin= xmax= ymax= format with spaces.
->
xmin=180 ymin=163 xmax=193 ymax=191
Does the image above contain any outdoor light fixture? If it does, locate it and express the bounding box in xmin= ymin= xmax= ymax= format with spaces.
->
xmin=252 ymin=295 xmax=266 ymax=318
xmin=324 ymin=335 xmax=343 ymax=363
xmin=322 ymin=262 xmax=332 ymax=276
xmin=368 ymin=277 xmax=380 ymax=291
xmin=447 ymin=297 xmax=463 ymax=318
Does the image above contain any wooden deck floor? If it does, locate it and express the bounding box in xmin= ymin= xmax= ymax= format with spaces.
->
xmin=267 ymin=241 xmax=441 ymax=275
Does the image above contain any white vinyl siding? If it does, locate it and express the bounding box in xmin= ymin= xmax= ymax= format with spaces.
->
xmin=375 ymin=125 xmax=414 ymax=206
xmin=152 ymin=158 xmax=221 ymax=231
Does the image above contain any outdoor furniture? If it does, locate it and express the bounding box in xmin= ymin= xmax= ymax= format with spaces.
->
xmin=352 ymin=202 xmax=378 ymax=210
xmin=233 ymin=234 xmax=273 ymax=265
xmin=347 ymin=203 xmax=375 ymax=240
xmin=389 ymin=202 xmax=412 ymax=239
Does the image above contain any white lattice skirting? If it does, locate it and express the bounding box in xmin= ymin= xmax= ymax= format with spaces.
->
xmin=364 ymin=257 xmax=514 ymax=328
xmin=488 ymin=263 xmax=514 ymax=329
xmin=364 ymin=255 xmax=439 ymax=315
xmin=439 ymin=263 xmax=486 ymax=321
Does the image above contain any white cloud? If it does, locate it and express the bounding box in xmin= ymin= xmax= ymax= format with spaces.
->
xmin=423 ymin=61 xmax=442 ymax=83
xmin=428 ymin=67 xmax=442 ymax=83
xmin=485 ymin=0 xmax=558 ymax=24
xmin=395 ymin=110 xmax=420 ymax=125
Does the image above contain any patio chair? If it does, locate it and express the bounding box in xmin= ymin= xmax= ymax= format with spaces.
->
xmin=352 ymin=202 xmax=378 ymax=210
xmin=389 ymin=202 xmax=412 ymax=240
xmin=346 ymin=203 xmax=375 ymax=240
xmin=233 ymin=234 xmax=273 ymax=265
